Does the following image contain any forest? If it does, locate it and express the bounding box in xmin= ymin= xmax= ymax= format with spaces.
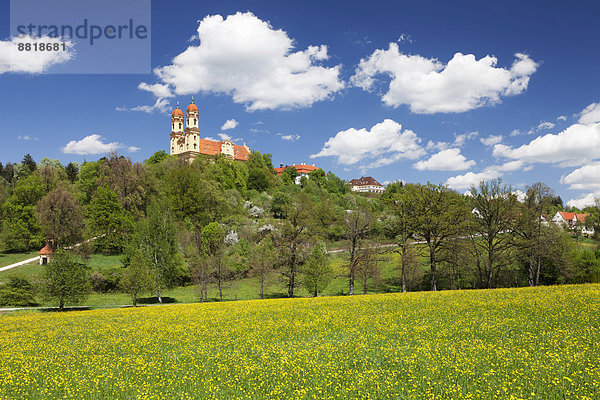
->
xmin=1 ymin=151 xmax=599 ymax=308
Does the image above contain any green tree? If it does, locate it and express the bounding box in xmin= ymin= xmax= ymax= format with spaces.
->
xmin=21 ymin=153 xmax=37 ymax=175
xmin=280 ymin=166 xmax=298 ymax=185
xmin=1 ymin=174 xmax=46 ymax=251
xmin=275 ymin=193 xmax=314 ymax=297
xmin=344 ymin=207 xmax=372 ymax=295
xmin=411 ymin=183 xmax=467 ymax=291
xmin=65 ymin=162 xmax=79 ymax=183
xmin=120 ymin=250 xmax=153 ymax=307
xmin=467 ymin=179 xmax=517 ymax=288
xmin=43 ymin=250 xmax=90 ymax=310
xmin=202 ymin=222 xmax=228 ymax=301
xmin=36 ymin=186 xmax=85 ymax=249
xmin=0 ymin=276 xmax=38 ymax=307
xmin=249 ymin=237 xmax=276 ymax=299
xmin=137 ymin=198 xmax=182 ymax=303
xmin=146 ymin=150 xmax=169 ymax=165
xmin=302 ymin=241 xmax=333 ymax=297
xmin=88 ymin=186 xmax=133 ymax=254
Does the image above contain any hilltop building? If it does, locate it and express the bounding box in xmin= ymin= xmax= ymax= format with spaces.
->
xmin=274 ymin=163 xmax=321 ymax=184
xmin=349 ymin=176 xmax=384 ymax=193
xmin=38 ymin=243 xmax=53 ymax=265
xmin=170 ymin=99 xmax=250 ymax=162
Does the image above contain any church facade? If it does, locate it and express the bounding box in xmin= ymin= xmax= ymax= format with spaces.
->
xmin=170 ymin=99 xmax=251 ymax=162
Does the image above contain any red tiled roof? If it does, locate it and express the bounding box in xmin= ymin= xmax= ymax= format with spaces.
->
xmin=349 ymin=176 xmax=383 ymax=187
xmin=274 ymin=164 xmax=320 ymax=175
xmin=196 ymin=139 xmax=250 ymax=161
xmin=39 ymin=243 xmax=53 ymax=255
xmin=558 ymin=211 xmax=590 ymax=223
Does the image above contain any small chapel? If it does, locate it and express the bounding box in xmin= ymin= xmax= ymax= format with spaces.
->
xmin=170 ymin=98 xmax=251 ymax=162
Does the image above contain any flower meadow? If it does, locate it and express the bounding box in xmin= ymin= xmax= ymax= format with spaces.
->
xmin=0 ymin=284 xmax=599 ymax=399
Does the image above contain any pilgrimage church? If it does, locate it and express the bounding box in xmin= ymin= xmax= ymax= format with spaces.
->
xmin=170 ymin=99 xmax=251 ymax=162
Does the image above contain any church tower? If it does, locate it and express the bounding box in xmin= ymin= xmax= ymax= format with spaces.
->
xmin=170 ymin=102 xmax=184 ymax=155
xmin=186 ymin=97 xmax=199 ymax=131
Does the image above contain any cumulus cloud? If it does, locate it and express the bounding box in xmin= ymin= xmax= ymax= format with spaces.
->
xmin=311 ymin=119 xmax=424 ymax=168
xmin=350 ymin=43 xmax=538 ymax=113
xmin=217 ymin=133 xmax=232 ymax=140
xmin=446 ymin=168 xmax=502 ymax=190
xmin=445 ymin=160 xmax=524 ymax=189
xmin=62 ymin=134 xmax=121 ymax=155
xmin=557 ymin=115 xmax=567 ymax=122
xmin=577 ymin=102 xmax=600 ymax=124
xmin=62 ymin=134 xmax=140 ymax=155
xmin=221 ymin=119 xmax=239 ymax=130
xmin=560 ymin=162 xmax=600 ymax=190
xmin=566 ymin=192 xmax=598 ymax=209
xmin=413 ymin=148 xmax=475 ymax=171
xmin=149 ymin=12 xmax=344 ymax=111
xmin=138 ymin=82 xmax=173 ymax=98
xmin=493 ymin=122 xmax=600 ymax=166
xmin=117 ymin=98 xmax=171 ymax=114
xmin=480 ymin=134 xmax=503 ymax=146
xmin=0 ymin=35 xmax=74 ymax=74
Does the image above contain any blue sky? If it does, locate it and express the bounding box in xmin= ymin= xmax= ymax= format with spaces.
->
xmin=1 ymin=0 xmax=600 ymax=207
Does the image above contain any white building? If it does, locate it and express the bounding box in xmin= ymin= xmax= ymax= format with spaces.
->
xmin=349 ymin=177 xmax=384 ymax=193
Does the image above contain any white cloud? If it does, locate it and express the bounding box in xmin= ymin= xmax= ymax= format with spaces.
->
xmin=480 ymin=134 xmax=503 ymax=146
xmin=18 ymin=135 xmax=33 ymax=141
xmin=117 ymin=98 xmax=171 ymax=114
xmin=557 ymin=115 xmax=567 ymax=122
xmin=221 ymin=119 xmax=239 ymax=130
xmin=446 ymin=168 xmax=502 ymax=190
xmin=311 ymin=119 xmax=425 ymax=167
xmin=445 ymin=159 xmax=524 ymax=189
xmin=577 ymin=102 xmax=600 ymax=124
xmin=279 ymin=134 xmax=301 ymax=142
xmin=127 ymin=146 xmax=141 ymax=153
xmin=61 ymin=134 xmax=121 ymax=155
xmin=413 ymin=148 xmax=475 ymax=171
xmin=217 ymin=133 xmax=232 ymax=140
xmin=566 ymin=192 xmax=598 ymax=209
xmin=0 ymin=35 xmax=74 ymax=74
xmin=138 ymin=82 xmax=173 ymax=98
xmin=560 ymin=162 xmax=600 ymax=190
xmin=493 ymin=122 xmax=600 ymax=165
xmin=150 ymin=12 xmax=344 ymax=111
xmin=537 ymin=121 xmax=555 ymax=130
xmin=351 ymin=43 xmax=538 ymax=113
xmin=453 ymin=131 xmax=478 ymax=147
xmin=426 ymin=131 xmax=477 ymax=151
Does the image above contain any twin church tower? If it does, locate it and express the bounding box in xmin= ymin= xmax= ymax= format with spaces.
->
xmin=169 ymin=98 xmax=250 ymax=162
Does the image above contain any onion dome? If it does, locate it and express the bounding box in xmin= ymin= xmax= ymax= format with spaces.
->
xmin=187 ymin=96 xmax=198 ymax=112
xmin=172 ymin=101 xmax=183 ymax=116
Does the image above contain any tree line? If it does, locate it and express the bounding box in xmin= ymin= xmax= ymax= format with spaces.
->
xmin=1 ymin=152 xmax=599 ymax=308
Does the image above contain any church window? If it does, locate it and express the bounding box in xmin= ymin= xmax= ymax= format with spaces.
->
xmin=194 ymin=118 xmax=197 ymax=125
xmin=179 ymin=123 xmax=182 ymax=129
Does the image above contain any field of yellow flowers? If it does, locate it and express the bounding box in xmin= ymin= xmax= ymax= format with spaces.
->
xmin=1 ymin=284 xmax=599 ymax=399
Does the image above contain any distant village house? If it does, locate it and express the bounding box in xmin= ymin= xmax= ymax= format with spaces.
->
xmin=552 ymin=211 xmax=594 ymax=236
xmin=349 ymin=177 xmax=384 ymax=193
xmin=274 ymin=163 xmax=321 ymax=185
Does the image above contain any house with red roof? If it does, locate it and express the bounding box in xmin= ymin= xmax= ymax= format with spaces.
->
xmin=552 ymin=211 xmax=594 ymax=235
xmin=38 ymin=243 xmax=53 ymax=265
xmin=274 ymin=163 xmax=321 ymax=184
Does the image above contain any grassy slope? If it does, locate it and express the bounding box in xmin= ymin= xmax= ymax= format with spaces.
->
xmin=0 ymin=251 xmax=38 ymax=268
xmin=0 ymin=284 xmax=598 ymax=399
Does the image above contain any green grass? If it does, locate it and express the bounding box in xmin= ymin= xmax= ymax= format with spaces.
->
xmin=0 ymin=251 xmax=38 ymax=268
xmin=1 ymin=284 xmax=598 ymax=399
